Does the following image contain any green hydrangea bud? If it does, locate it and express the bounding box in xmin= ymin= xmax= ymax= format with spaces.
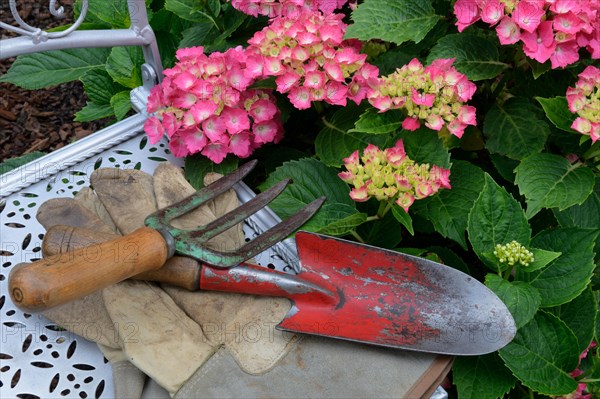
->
xmin=493 ymin=241 xmax=535 ymax=267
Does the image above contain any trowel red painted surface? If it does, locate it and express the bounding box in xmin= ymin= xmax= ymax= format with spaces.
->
xmin=201 ymin=231 xmax=516 ymax=356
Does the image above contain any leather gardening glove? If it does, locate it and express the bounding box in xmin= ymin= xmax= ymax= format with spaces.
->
xmin=37 ymin=177 xmax=216 ymax=398
xmin=152 ymin=163 xmax=297 ymax=377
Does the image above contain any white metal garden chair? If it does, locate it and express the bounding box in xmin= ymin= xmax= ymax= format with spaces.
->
xmin=0 ymin=2 xmax=449 ymax=397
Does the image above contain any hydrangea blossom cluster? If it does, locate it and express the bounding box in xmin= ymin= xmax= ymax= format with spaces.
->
xmin=453 ymin=0 xmax=600 ymax=68
xmin=367 ymin=58 xmax=477 ymax=138
xmin=245 ymin=11 xmax=379 ymax=109
xmin=230 ymin=0 xmax=348 ymax=18
xmin=338 ymin=140 xmax=452 ymax=212
xmin=144 ymin=46 xmax=283 ymax=163
xmin=566 ymin=65 xmax=600 ymax=143
xmin=493 ymin=240 xmax=535 ymax=267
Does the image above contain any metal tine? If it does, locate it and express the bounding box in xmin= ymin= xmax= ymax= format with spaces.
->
xmin=161 ymin=160 xmax=258 ymax=222
xmin=220 ymin=196 xmax=327 ymax=268
xmin=184 ymin=196 xmax=325 ymax=268
xmin=189 ymin=178 xmax=291 ymax=243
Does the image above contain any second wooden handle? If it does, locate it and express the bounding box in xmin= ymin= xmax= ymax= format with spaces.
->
xmin=9 ymin=227 xmax=169 ymax=312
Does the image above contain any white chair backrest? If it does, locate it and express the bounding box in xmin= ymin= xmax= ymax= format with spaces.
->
xmin=1 ymin=0 xmax=162 ymax=103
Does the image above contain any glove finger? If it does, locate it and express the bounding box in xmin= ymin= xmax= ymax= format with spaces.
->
xmin=90 ymin=168 xmax=157 ymax=235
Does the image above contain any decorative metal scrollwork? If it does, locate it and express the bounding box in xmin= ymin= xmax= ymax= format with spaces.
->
xmin=0 ymin=0 xmax=88 ymax=44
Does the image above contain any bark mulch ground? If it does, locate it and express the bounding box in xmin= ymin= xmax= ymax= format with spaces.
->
xmin=0 ymin=3 xmax=106 ymax=163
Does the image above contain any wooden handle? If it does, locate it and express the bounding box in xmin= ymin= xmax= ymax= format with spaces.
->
xmin=9 ymin=227 xmax=169 ymax=312
xmin=42 ymin=225 xmax=201 ymax=291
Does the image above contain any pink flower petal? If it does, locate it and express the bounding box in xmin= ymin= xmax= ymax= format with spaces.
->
xmin=249 ymin=98 xmax=278 ymax=122
xmin=169 ymin=133 xmax=190 ymax=158
xmin=229 ymin=130 xmax=253 ymax=158
xmin=201 ymin=140 xmax=230 ymax=164
xmin=289 ymin=86 xmax=312 ymax=110
xmin=222 ymin=108 xmax=251 ymax=134
xmin=514 ymin=1 xmax=545 ymax=33
xmin=496 ymin=16 xmax=521 ymax=45
xmin=253 ymin=120 xmax=280 ymax=144
xmin=144 ymin=116 xmax=165 ymax=144
xmin=402 ymin=117 xmax=421 ymax=131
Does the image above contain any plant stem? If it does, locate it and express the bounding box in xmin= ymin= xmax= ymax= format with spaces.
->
xmin=349 ymin=229 xmax=365 ymax=243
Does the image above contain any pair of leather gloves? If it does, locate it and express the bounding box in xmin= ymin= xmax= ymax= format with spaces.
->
xmin=37 ymin=163 xmax=294 ymax=397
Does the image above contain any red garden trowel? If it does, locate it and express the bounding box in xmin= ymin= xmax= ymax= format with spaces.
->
xmin=9 ymin=161 xmax=516 ymax=356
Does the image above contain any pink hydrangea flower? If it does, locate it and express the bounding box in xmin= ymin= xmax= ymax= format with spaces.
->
xmin=338 ymin=140 xmax=451 ymax=212
xmin=454 ymin=0 xmax=600 ymax=68
xmin=367 ymin=58 xmax=477 ymax=138
xmin=566 ymin=65 xmax=600 ymax=143
xmin=246 ymin=11 xmax=379 ymax=110
xmin=230 ymin=0 xmax=349 ymax=18
xmin=144 ymin=46 xmax=284 ymax=163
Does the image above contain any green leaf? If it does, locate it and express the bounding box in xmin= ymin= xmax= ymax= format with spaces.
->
xmin=550 ymin=287 xmax=597 ymax=354
xmin=110 ymin=91 xmax=132 ymax=121
xmin=105 ymin=47 xmax=144 ymax=89
xmin=490 ymin=153 xmax=519 ymax=183
xmin=522 ymin=228 xmax=599 ymax=307
xmin=535 ymin=96 xmax=576 ymax=133
xmin=165 ymin=0 xmax=218 ymax=23
xmin=179 ymin=21 xmax=220 ymax=48
xmin=88 ymin=0 xmax=131 ymax=28
xmin=515 ymin=153 xmax=595 ymax=219
xmin=426 ymin=34 xmax=508 ymax=81
xmin=483 ymin=97 xmax=550 ymax=160
xmin=303 ymin=204 xmax=368 ymax=236
xmin=414 ymin=161 xmax=485 ymax=249
xmin=259 ymin=158 xmax=354 ymax=220
xmin=345 ymin=0 xmax=439 ymax=45
xmin=0 ymin=152 xmax=45 ymax=175
xmin=499 ymin=311 xmax=579 ymax=396
xmin=467 ymin=174 xmax=531 ymax=269
xmin=396 ymin=128 xmax=451 ymax=168
xmin=74 ymin=102 xmax=115 ymax=122
xmin=554 ymin=176 xmax=600 ymax=230
xmin=522 ymin=248 xmax=562 ymax=273
xmin=453 ymin=353 xmax=516 ymax=399
xmin=315 ymin=105 xmax=389 ymax=167
xmin=391 ymin=204 xmax=414 ymax=235
xmin=0 ymin=48 xmax=111 ymax=89
xmin=485 ymin=274 xmax=541 ymax=329
xmin=80 ymin=68 xmax=128 ymax=105
xmin=350 ymin=108 xmax=404 ymax=134
xmin=184 ymin=154 xmax=239 ymax=189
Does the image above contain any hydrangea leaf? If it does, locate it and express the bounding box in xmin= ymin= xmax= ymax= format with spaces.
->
xmin=414 ymin=161 xmax=485 ymax=249
xmin=80 ymin=68 xmax=128 ymax=105
xmin=499 ymin=311 xmax=579 ymax=396
xmin=345 ymin=0 xmax=439 ymax=45
xmin=522 ymin=228 xmax=598 ymax=307
xmin=184 ymin=155 xmax=239 ymax=189
xmin=453 ymin=353 xmax=516 ymax=399
xmin=396 ymin=128 xmax=451 ymax=168
xmin=0 ymin=48 xmax=111 ymax=89
xmin=356 ymin=210 xmax=403 ymax=249
xmin=535 ymin=96 xmax=576 ymax=133
xmin=316 ymin=105 xmax=389 ymax=167
xmin=515 ymin=153 xmax=595 ymax=219
xmin=467 ymin=174 xmax=531 ymax=269
xmin=259 ymin=158 xmax=355 ymax=221
xmin=483 ymin=97 xmax=550 ymax=160
xmin=553 ymin=177 xmax=600 ymax=230
xmin=165 ymin=0 xmax=217 ymax=23
xmin=485 ymin=274 xmax=541 ymax=329
xmin=426 ymin=34 xmax=508 ymax=81
xmin=350 ymin=108 xmax=404 ymax=134
xmin=74 ymin=102 xmax=115 ymax=122
xmin=550 ymin=287 xmax=597 ymax=353
xmin=391 ymin=204 xmax=414 ymax=235
xmin=303 ymin=204 xmax=368 ymax=236
xmin=105 ymin=46 xmax=144 ymax=89
xmin=110 ymin=91 xmax=133 ymax=121
xmin=521 ymin=248 xmax=562 ymax=273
